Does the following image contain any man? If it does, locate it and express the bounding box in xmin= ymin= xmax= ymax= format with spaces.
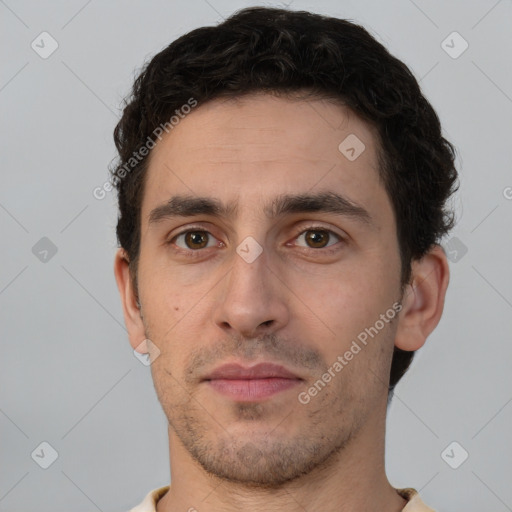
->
xmin=112 ymin=7 xmax=457 ymax=511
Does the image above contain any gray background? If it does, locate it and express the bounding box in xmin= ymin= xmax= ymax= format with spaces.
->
xmin=1 ymin=0 xmax=511 ymax=511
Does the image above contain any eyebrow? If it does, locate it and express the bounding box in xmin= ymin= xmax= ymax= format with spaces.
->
xmin=148 ymin=191 xmax=373 ymax=227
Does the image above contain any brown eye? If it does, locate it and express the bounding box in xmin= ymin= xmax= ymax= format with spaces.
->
xmin=185 ymin=231 xmax=209 ymax=249
xmin=295 ymin=229 xmax=341 ymax=249
xmin=304 ymin=230 xmax=330 ymax=248
xmin=173 ymin=230 xmax=215 ymax=250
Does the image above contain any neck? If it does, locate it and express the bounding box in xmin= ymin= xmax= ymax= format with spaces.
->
xmin=156 ymin=400 xmax=406 ymax=512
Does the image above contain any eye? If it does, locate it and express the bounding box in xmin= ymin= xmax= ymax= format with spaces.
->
xmin=173 ymin=230 xmax=218 ymax=250
xmin=295 ymin=229 xmax=341 ymax=249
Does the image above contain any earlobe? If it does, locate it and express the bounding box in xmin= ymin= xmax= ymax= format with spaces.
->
xmin=113 ymin=248 xmax=147 ymax=351
xmin=394 ymin=245 xmax=450 ymax=352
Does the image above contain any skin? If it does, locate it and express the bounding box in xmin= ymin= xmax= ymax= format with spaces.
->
xmin=114 ymin=93 xmax=449 ymax=512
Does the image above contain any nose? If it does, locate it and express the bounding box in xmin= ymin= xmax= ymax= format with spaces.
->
xmin=212 ymin=245 xmax=290 ymax=339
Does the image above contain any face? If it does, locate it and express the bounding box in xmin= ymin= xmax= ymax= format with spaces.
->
xmin=132 ymin=94 xmax=405 ymax=486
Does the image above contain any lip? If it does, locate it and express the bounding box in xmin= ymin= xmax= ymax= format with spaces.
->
xmin=204 ymin=362 xmax=301 ymax=380
xmin=203 ymin=362 xmax=302 ymax=401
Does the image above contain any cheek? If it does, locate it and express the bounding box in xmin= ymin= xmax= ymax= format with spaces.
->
xmin=139 ymin=276 xmax=217 ymax=375
xmin=139 ymin=256 xmax=206 ymax=319
xmin=289 ymin=255 xmax=399 ymax=358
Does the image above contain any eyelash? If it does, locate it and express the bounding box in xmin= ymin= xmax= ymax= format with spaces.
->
xmin=167 ymin=225 xmax=345 ymax=257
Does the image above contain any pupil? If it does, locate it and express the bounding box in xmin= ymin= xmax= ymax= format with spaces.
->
xmin=187 ymin=231 xmax=207 ymax=249
xmin=307 ymin=230 xmax=328 ymax=248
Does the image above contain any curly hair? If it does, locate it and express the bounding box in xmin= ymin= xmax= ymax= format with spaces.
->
xmin=111 ymin=7 xmax=458 ymax=392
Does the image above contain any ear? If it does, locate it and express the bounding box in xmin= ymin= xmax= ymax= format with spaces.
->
xmin=395 ymin=244 xmax=450 ymax=351
xmin=113 ymin=248 xmax=147 ymax=353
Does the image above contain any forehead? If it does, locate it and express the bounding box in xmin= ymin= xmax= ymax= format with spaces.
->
xmin=141 ymin=93 xmax=389 ymax=224
xmin=150 ymin=93 xmax=379 ymax=162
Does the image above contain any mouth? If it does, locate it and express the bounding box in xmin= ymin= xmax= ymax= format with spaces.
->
xmin=203 ymin=362 xmax=303 ymax=401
